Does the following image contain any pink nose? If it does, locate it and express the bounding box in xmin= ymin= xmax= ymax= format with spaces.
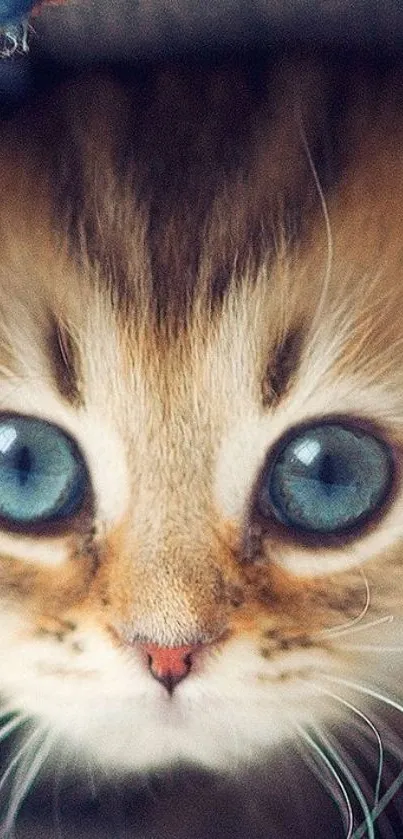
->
xmin=142 ymin=643 xmax=194 ymax=694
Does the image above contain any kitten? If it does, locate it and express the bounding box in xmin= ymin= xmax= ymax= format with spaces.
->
xmin=0 ymin=54 xmax=403 ymax=836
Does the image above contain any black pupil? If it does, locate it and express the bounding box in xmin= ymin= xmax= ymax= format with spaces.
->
xmin=15 ymin=446 xmax=32 ymax=486
xmin=318 ymin=453 xmax=351 ymax=489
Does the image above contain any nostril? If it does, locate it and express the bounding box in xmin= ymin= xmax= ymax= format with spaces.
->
xmin=142 ymin=644 xmax=194 ymax=695
xmin=183 ymin=652 xmax=192 ymax=670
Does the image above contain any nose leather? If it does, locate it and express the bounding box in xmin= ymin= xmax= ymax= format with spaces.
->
xmin=143 ymin=643 xmax=194 ymax=694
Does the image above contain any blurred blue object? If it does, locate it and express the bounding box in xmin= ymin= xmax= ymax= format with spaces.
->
xmin=0 ymin=0 xmax=36 ymax=25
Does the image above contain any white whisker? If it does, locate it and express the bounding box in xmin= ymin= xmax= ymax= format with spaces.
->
xmin=353 ymin=769 xmax=403 ymax=839
xmin=0 ymin=715 xmax=27 ymax=746
xmin=369 ymin=713 xmax=403 ymax=762
xmin=318 ymin=615 xmax=393 ymax=642
xmin=321 ymin=674 xmax=403 ymax=833
xmin=315 ymin=728 xmax=375 ymax=839
xmin=336 ymin=643 xmax=403 ymax=652
xmin=350 ymin=713 xmax=403 ymax=837
xmin=0 ymin=726 xmax=47 ymax=839
xmin=0 ymin=726 xmax=40 ymax=798
xmin=294 ymin=722 xmax=354 ymax=838
xmin=316 ymin=572 xmax=373 ymax=640
xmin=316 ymin=687 xmax=383 ymax=807
xmin=295 ymin=731 xmax=353 ymax=831
xmin=2 ymin=728 xmax=54 ymax=836
xmin=354 ymin=711 xmax=403 ymax=836
xmin=297 ymin=122 xmax=333 ymax=337
xmin=322 ymin=675 xmax=403 ymax=716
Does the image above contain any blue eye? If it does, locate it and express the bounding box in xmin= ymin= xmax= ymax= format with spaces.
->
xmin=259 ymin=422 xmax=393 ymax=535
xmin=0 ymin=415 xmax=88 ymax=525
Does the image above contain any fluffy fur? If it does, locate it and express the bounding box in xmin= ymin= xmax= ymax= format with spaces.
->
xmin=1 ymin=56 xmax=403 ymax=834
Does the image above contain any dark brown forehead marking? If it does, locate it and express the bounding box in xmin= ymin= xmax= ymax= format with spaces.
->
xmin=49 ymin=319 xmax=83 ymax=408
xmin=262 ymin=326 xmax=305 ymax=405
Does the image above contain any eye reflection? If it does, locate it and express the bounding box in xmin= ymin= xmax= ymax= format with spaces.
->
xmin=0 ymin=426 xmax=17 ymax=453
xmin=292 ymin=439 xmax=321 ymax=466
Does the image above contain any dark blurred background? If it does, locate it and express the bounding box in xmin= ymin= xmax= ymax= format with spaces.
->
xmin=29 ymin=0 xmax=403 ymax=60
xmin=2 ymin=0 xmax=403 ymax=115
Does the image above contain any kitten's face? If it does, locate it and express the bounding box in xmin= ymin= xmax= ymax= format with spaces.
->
xmin=0 ymin=67 xmax=403 ymax=789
